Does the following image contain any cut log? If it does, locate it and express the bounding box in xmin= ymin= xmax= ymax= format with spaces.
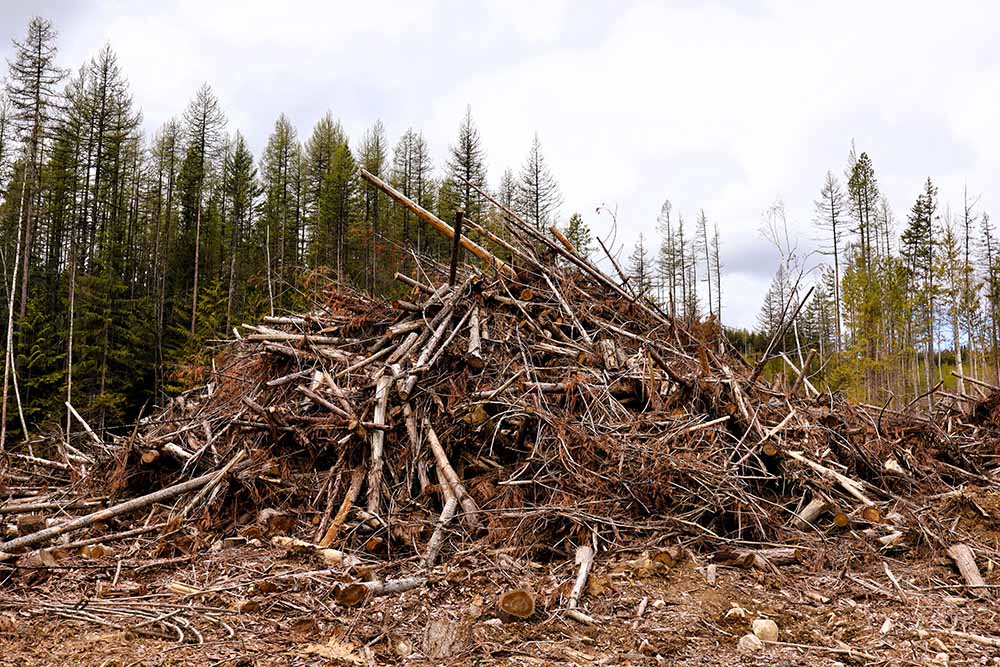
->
xmin=567 ymin=544 xmax=594 ymax=611
xmin=791 ymin=497 xmax=828 ymax=530
xmin=336 ymin=576 xmax=426 ymax=608
xmin=498 ymin=589 xmax=536 ymax=619
xmin=466 ymin=306 xmax=485 ymax=370
xmin=318 ymin=466 xmax=365 ymax=547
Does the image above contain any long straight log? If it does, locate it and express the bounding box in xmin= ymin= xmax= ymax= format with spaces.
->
xmin=359 ymin=168 xmax=514 ymax=277
xmin=367 ymin=374 xmax=392 ymax=516
xmin=423 ymin=418 xmax=479 ymax=528
xmin=394 ymin=272 xmax=435 ymax=294
xmin=0 ymin=459 xmax=251 ymax=554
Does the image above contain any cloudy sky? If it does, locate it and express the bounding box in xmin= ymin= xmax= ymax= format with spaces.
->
xmin=3 ymin=0 xmax=997 ymax=328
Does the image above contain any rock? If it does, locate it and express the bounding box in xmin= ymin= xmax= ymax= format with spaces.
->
xmin=751 ymin=618 xmax=779 ymax=642
xmin=0 ymin=613 xmax=16 ymax=633
xmin=738 ymin=633 xmax=764 ymax=653
xmin=931 ymin=652 xmax=949 ymax=666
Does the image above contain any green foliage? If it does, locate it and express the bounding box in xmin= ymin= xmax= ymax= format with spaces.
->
xmin=563 ymin=212 xmax=593 ymax=258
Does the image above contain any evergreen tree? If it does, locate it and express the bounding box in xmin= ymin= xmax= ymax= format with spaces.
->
xmin=515 ymin=133 xmax=562 ymax=230
xmin=223 ymin=131 xmax=259 ymax=331
xmin=900 ymin=177 xmax=938 ymax=406
xmin=654 ymin=200 xmax=675 ymax=314
xmin=182 ymin=83 xmax=225 ymax=336
xmin=696 ymin=209 xmax=714 ymax=318
xmin=497 ymin=168 xmax=516 ymax=211
xmin=260 ymin=114 xmax=299 ymax=295
xmin=848 ymin=152 xmax=880 ymax=272
xmin=357 ymin=120 xmax=388 ymax=293
xmin=563 ymin=212 xmax=593 ymax=258
xmin=628 ymin=233 xmax=653 ymax=298
xmin=444 ymin=106 xmax=487 ymax=223
xmin=814 ymin=170 xmax=847 ymax=351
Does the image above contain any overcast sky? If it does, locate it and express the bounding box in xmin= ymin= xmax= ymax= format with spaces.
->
xmin=3 ymin=1 xmax=997 ymax=328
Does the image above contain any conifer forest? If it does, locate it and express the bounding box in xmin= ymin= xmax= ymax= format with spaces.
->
xmin=1 ymin=12 xmax=1000 ymax=667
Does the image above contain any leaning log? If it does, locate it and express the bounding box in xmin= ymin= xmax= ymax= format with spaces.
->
xmin=0 ymin=457 xmax=250 ymax=554
xmin=359 ymin=168 xmax=514 ymax=278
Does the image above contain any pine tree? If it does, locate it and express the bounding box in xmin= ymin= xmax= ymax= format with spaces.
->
xmin=628 ymin=233 xmax=652 ymax=298
xmin=0 ymin=92 xmax=11 ymax=197
xmin=900 ymin=177 xmax=938 ymax=406
xmin=358 ymin=120 xmax=388 ymax=293
xmin=6 ymin=16 xmax=66 ymax=316
xmin=982 ymin=213 xmax=1000 ymax=380
xmin=260 ymin=114 xmax=298 ymax=294
xmin=223 ymin=131 xmax=259 ymax=331
xmin=939 ymin=218 xmax=966 ymax=393
xmin=848 ymin=152 xmax=880 ymax=272
xmin=654 ymin=200 xmax=675 ymax=314
xmin=515 ymin=133 xmax=562 ymax=230
xmin=711 ymin=221 xmax=722 ymax=322
xmin=497 ymin=168 xmax=516 ymax=211
xmin=444 ymin=106 xmax=487 ymax=223
xmin=814 ymin=170 xmax=847 ymax=351
xmin=182 ymin=83 xmax=225 ymax=336
xmin=563 ymin=212 xmax=592 ymax=258
xmin=696 ymin=209 xmax=714 ymax=318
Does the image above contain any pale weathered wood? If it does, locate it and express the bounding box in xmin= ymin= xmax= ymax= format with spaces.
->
xmin=947 ymin=543 xmax=990 ymax=597
xmin=466 ymin=306 xmax=484 ymax=369
xmin=318 ymin=466 xmax=365 ymax=548
xmin=423 ymin=418 xmax=479 ymax=527
xmin=367 ymin=374 xmax=392 ymax=516
xmin=791 ymin=496 xmax=828 ymax=530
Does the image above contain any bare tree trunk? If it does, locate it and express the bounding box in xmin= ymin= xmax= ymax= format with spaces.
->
xmin=1 ymin=164 xmax=28 ymax=451
xmin=190 ymin=191 xmax=202 ymax=336
xmin=65 ymin=243 xmax=76 ymax=449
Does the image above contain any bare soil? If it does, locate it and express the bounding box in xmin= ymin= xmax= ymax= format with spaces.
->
xmin=3 ymin=493 xmax=999 ymax=667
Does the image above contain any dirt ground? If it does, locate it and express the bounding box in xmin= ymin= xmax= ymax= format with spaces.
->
xmin=2 ymin=504 xmax=999 ymax=667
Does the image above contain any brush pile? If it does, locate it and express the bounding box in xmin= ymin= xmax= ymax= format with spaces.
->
xmin=2 ymin=169 xmax=999 ymax=581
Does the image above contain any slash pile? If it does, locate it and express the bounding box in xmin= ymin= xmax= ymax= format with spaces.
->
xmin=2 ymin=169 xmax=999 ymax=583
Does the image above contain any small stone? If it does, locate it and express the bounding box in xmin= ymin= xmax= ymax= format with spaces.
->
xmin=0 ymin=613 xmax=16 ymax=633
xmin=931 ymin=652 xmax=949 ymax=666
xmin=751 ymin=618 xmax=779 ymax=642
xmin=737 ymin=633 xmax=764 ymax=653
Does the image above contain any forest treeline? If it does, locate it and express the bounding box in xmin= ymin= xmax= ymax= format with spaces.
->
xmin=745 ymin=152 xmax=996 ymax=406
xmin=1 ymin=17 xmax=993 ymax=445
xmin=0 ymin=18 xmax=597 ymax=443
